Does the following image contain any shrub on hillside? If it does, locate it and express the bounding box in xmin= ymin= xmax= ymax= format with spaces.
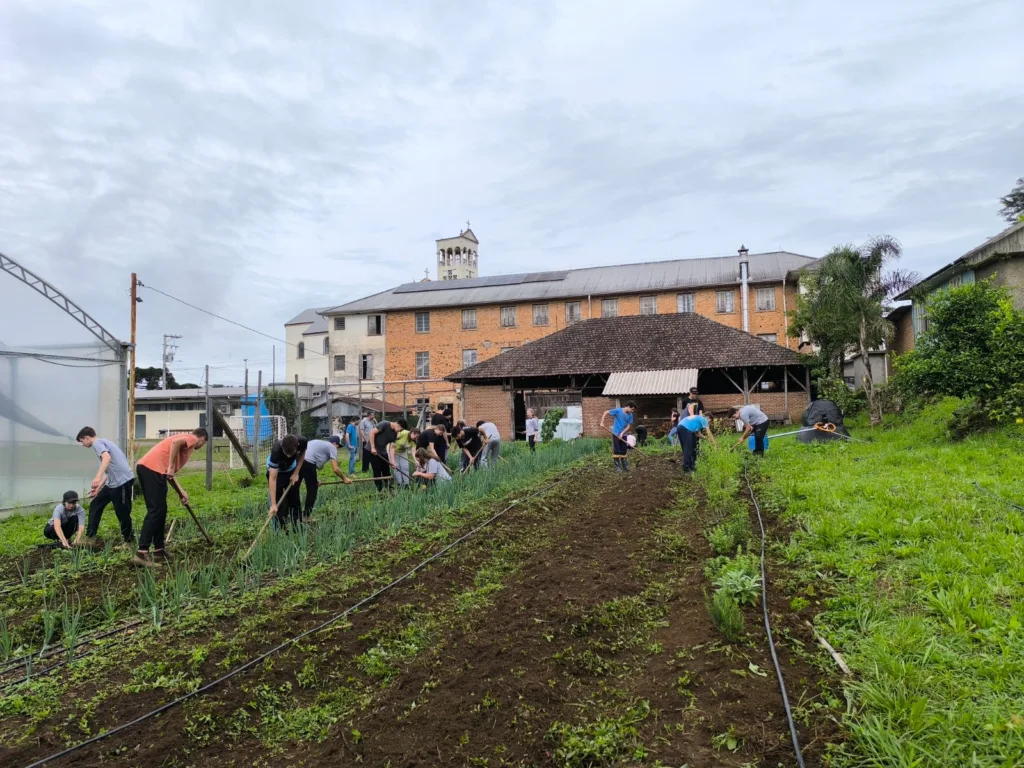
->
xmin=817 ymin=376 xmax=867 ymax=417
xmin=893 ymin=281 xmax=1024 ymax=433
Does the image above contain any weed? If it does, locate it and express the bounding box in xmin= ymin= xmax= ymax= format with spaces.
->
xmin=0 ymin=615 xmax=13 ymax=661
xmin=712 ymin=569 xmax=761 ymax=606
xmin=707 ymin=590 xmax=744 ymax=641
xmin=547 ymin=700 xmax=650 ymax=767
xmin=711 ymin=725 xmax=742 ymax=752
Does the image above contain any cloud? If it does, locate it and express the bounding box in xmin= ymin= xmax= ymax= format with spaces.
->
xmin=0 ymin=0 xmax=1021 ymax=383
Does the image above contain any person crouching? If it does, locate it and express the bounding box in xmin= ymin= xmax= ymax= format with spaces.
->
xmin=45 ymin=491 xmax=85 ymax=549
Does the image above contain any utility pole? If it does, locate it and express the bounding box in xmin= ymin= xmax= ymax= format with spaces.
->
xmin=205 ymin=364 xmax=213 ymax=490
xmin=128 ymin=273 xmax=139 ymax=459
xmin=161 ymin=334 xmax=182 ymax=390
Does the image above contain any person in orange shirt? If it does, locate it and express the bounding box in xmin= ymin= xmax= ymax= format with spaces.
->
xmin=134 ymin=428 xmax=208 ymax=568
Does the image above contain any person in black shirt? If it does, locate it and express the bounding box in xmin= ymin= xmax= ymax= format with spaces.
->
xmin=429 ymin=408 xmax=450 ymax=462
xmin=369 ymin=419 xmax=402 ymax=491
xmin=266 ymin=434 xmax=308 ymax=528
xmin=685 ymin=387 xmax=705 ymax=417
xmin=452 ymin=425 xmax=483 ymax=472
xmin=416 ymin=423 xmax=446 ymax=462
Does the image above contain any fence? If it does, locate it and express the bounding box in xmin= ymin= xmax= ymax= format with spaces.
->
xmin=228 ymin=415 xmax=286 ymax=470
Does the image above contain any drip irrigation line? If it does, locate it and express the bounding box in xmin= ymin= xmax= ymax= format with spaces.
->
xmin=0 ymin=620 xmax=144 ymax=677
xmin=22 ymin=470 xmax=578 ymax=768
xmin=743 ymin=463 xmax=806 ymax=768
xmin=973 ymin=481 xmax=1024 ymax=512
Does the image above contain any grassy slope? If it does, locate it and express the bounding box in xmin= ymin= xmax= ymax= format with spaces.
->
xmin=761 ymin=399 xmax=1024 ymax=766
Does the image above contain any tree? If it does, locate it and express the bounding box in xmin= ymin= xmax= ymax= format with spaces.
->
xmin=893 ymin=281 xmax=1024 ymax=424
xmin=998 ymin=177 xmax=1024 ymax=224
xmin=791 ymin=236 xmax=916 ymax=425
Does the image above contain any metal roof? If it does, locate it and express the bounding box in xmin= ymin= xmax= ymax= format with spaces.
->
xmin=301 ymin=315 xmax=328 ymax=335
xmin=324 ymin=251 xmax=815 ymax=314
xmin=285 ymin=306 xmax=333 ymax=325
xmin=603 ymin=369 xmax=698 ymax=396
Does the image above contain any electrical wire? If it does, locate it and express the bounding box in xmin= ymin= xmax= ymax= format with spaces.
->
xmin=744 ymin=463 xmax=807 ymax=768
xmin=22 ymin=471 xmax=577 ymax=768
xmin=973 ymin=481 xmax=1024 ymax=512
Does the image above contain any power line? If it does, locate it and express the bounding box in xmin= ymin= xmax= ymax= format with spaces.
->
xmin=137 ymin=282 xmax=329 ymax=358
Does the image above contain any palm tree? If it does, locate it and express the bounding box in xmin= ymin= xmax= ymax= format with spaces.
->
xmin=813 ymin=236 xmax=916 ymax=424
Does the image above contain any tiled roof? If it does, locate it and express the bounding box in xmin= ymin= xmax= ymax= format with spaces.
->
xmin=447 ymin=313 xmax=805 ymax=381
xmin=324 ymin=251 xmax=815 ymax=314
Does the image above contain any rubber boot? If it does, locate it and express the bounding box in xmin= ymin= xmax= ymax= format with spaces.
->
xmin=613 ymin=458 xmax=622 ymax=472
xmin=622 ymin=458 xmax=629 ymax=472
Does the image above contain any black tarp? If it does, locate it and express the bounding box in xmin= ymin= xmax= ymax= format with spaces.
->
xmin=797 ymin=398 xmax=850 ymax=443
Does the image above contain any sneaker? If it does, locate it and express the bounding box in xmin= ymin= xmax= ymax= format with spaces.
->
xmin=153 ymin=549 xmax=172 ymax=564
xmin=133 ymin=551 xmax=163 ymax=568
xmin=115 ymin=540 xmax=134 ymax=551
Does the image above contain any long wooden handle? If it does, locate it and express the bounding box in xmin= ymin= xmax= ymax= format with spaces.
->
xmin=604 ymin=426 xmax=645 ymax=457
xmin=181 ymin=501 xmax=213 ymax=545
xmin=242 ymin=485 xmax=290 ymax=560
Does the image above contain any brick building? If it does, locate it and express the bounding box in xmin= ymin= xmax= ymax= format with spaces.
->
xmin=445 ymin=313 xmax=811 ymax=442
xmin=322 ymin=245 xmax=816 ymax=409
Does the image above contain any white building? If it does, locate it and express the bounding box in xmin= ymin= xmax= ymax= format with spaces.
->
xmin=284 ymin=308 xmax=331 ymax=385
xmin=323 ymin=311 xmax=387 ymax=393
xmin=134 ymin=387 xmax=246 ymax=438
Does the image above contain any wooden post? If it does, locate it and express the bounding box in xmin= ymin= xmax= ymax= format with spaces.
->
xmin=293 ymin=374 xmax=301 ymax=435
xmin=805 ymin=367 xmax=812 ymax=400
xmin=213 ymin=409 xmax=255 ymax=476
xmin=783 ymin=366 xmax=789 ymax=421
xmin=509 ymin=378 xmax=515 ymax=441
xmin=205 ymin=365 xmax=213 ymax=490
xmin=254 ymin=370 xmax=263 ymax=469
xmin=402 ymin=382 xmax=407 ymax=423
xmin=325 ymin=377 xmax=330 ymax=435
xmin=742 ymin=368 xmax=750 ymax=405
xmin=128 ymin=272 xmax=138 ymax=460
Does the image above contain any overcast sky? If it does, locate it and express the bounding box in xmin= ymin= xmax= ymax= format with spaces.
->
xmin=1 ymin=0 xmax=1022 ymax=385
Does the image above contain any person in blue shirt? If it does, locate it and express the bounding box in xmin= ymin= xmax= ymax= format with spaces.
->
xmin=600 ymin=401 xmax=636 ymax=472
xmin=675 ymin=413 xmax=717 ymax=473
xmin=344 ymin=418 xmax=360 ymax=475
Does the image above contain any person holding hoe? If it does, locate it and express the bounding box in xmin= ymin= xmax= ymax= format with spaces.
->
xmin=675 ymin=411 xmax=717 ymax=474
xmin=730 ymin=404 xmax=769 ymax=456
xmin=44 ymin=490 xmax=86 ymax=549
xmin=75 ymin=427 xmax=135 ymax=548
xmin=452 ymin=423 xmax=484 ymax=472
xmin=416 ymin=422 xmax=446 ymax=463
xmin=476 ymin=420 xmax=501 ymax=467
xmin=134 ymin=428 xmax=208 ymax=568
xmin=369 ymin=418 xmax=403 ymax=492
xmin=267 ymin=434 xmax=306 ymax=529
xmin=296 ymin=436 xmax=352 ymax=522
xmin=600 ymin=401 xmax=636 ymax=472
xmin=413 ymin=447 xmax=452 ymax=486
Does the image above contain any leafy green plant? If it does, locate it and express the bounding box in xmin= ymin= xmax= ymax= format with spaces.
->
xmin=707 ymin=589 xmax=744 ymax=641
xmin=0 ymin=615 xmax=13 ymax=662
xmin=707 ymin=512 xmax=751 ymax=556
xmin=541 ymin=408 xmax=565 ymax=443
xmin=713 ymin=569 xmax=761 ymax=606
xmin=547 ymin=701 xmax=650 ymax=767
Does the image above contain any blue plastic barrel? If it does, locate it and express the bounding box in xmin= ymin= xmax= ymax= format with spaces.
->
xmin=748 ymin=434 xmax=769 ymax=452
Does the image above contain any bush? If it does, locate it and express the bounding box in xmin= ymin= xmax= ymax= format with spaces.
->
xmin=707 ymin=510 xmax=751 ymax=555
xmin=713 ymin=569 xmax=761 ymax=606
xmin=893 ymin=281 xmax=1024 ymax=427
xmin=541 ymin=408 xmax=565 ymax=443
xmin=707 ymin=589 xmax=744 ymax=641
xmin=817 ymin=376 xmax=867 ymax=417
xmin=947 ymin=399 xmax=995 ymax=441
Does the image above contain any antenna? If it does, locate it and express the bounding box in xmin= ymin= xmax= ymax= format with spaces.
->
xmin=162 ymin=334 xmax=183 ymax=390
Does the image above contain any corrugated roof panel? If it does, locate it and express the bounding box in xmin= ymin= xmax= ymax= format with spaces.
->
xmin=602 ymin=369 xmax=698 ymax=396
xmin=324 ymin=251 xmax=816 ymax=314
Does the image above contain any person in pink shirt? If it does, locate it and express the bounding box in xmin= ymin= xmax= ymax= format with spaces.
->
xmin=133 ymin=428 xmax=208 ymax=568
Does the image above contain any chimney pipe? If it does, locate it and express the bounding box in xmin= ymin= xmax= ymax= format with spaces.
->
xmin=738 ymin=245 xmax=750 ymax=333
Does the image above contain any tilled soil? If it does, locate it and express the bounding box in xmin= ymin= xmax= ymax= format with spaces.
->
xmin=3 ymin=455 xmax=835 ymax=767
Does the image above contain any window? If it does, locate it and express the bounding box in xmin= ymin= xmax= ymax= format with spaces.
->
xmin=333 ymin=354 xmax=345 ymax=372
xmin=532 ymin=303 xmax=550 ymax=326
xmin=601 ymin=298 xmax=618 ymax=318
xmin=948 ymin=274 xmax=962 ymax=289
xmin=676 ymin=293 xmax=695 ymax=313
xmin=415 ymin=311 xmax=430 ymax=333
xmin=500 ymin=306 xmax=517 ymax=327
xmin=462 ymin=308 xmax=477 ymax=330
xmin=462 ymin=349 xmax=478 ymax=368
xmin=360 ymin=354 xmax=374 ymax=380
xmin=367 ymin=315 xmax=383 ymax=336
xmin=334 ymin=317 xmax=345 ymax=331
xmin=639 ymin=296 xmax=657 ymax=315
xmin=323 ymin=337 xmax=330 ymax=355
xmin=565 ymin=301 xmax=582 ymax=324
xmin=757 ymin=333 xmax=778 ymax=343
xmin=844 ymin=376 xmax=856 ymax=387
xmin=755 ymin=287 xmax=776 ymax=311
xmin=716 ymin=290 xmax=735 ymax=313
xmin=415 ymin=351 xmax=430 ymax=379
xmin=500 ymin=347 xmax=515 ymax=353
xmin=297 ymin=341 xmax=305 ymax=359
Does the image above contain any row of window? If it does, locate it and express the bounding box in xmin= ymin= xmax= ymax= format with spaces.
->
xmin=411 ymin=289 xmax=776 ymax=332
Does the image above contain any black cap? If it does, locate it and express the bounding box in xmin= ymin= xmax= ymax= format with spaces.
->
xmin=328 ymin=435 xmax=341 ymax=445
xmin=62 ymin=490 xmax=79 ymax=504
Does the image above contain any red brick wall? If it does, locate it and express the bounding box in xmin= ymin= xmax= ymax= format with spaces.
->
xmin=700 ymin=392 xmax=808 ymax=424
xmin=462 ymin=384 xmax=513 ymax=440
xmin=582 ymin=396 xmax=617 ymax=437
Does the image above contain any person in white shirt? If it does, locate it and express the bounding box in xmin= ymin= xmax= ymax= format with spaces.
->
xmin=475 ymin=421 xmax=501 ymax=467
xmin=524 ymin=409 xmax=541 ymax=452
xmin=413 ymin=448 xmax=452 ymax=485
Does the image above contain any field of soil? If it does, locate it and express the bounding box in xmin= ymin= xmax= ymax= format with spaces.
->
xmin=2 ymin=454 xmax=835 ymax=767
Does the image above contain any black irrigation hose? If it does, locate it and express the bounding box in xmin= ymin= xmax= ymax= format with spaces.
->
xmin=973 ymin=481 xmax=1024 ymax=512
xmin=22 ymin=470 xmax=578 ymax=768
xmin=743 ymin=464 xmax=807 ymax=768
xmin=0 ymin=620 xmax=144 ymax=680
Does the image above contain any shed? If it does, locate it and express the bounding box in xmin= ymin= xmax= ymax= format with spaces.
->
xmin=446 ymin=313 xmax=810 ymax=440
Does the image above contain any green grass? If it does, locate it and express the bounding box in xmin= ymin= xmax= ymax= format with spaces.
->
xmin=760 ymin=398 xmax=1024 ymax=766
